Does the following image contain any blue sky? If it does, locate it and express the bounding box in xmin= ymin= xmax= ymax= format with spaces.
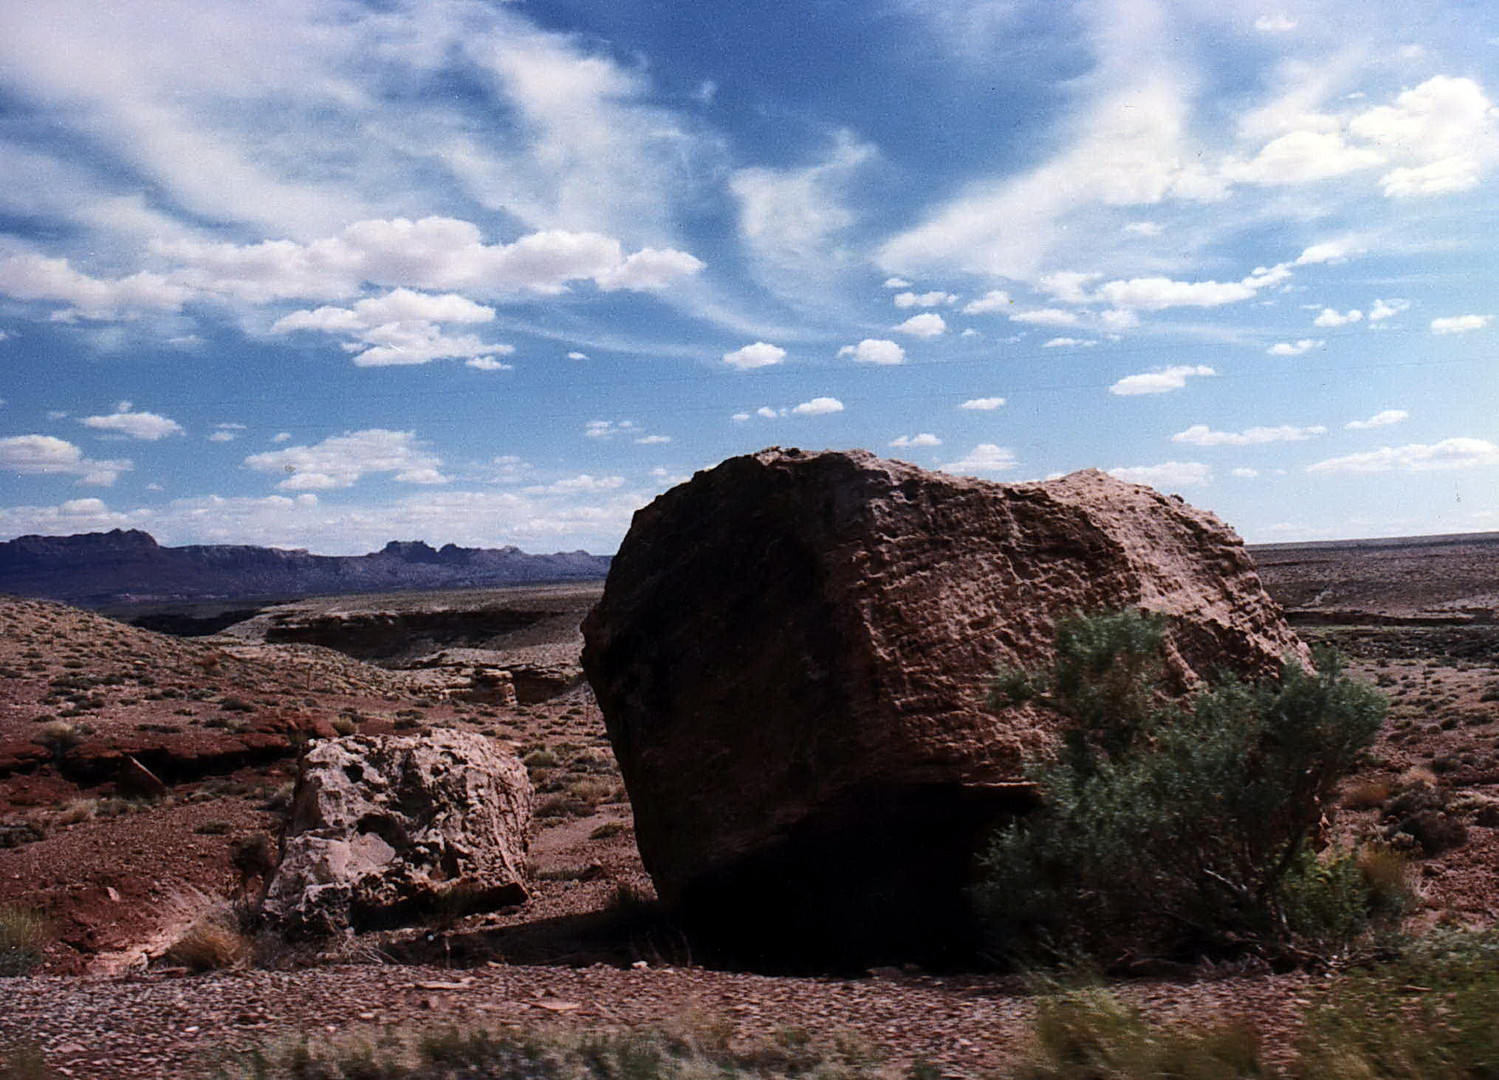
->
xmin=1 ymin=0 xmax=1497 ymax=554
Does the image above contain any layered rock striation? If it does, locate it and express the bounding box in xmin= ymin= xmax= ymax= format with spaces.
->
xmin=581 ymin=447 xmax=1307 ymax=967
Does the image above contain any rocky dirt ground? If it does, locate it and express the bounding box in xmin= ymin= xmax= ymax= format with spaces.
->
xmin=4 ymin=542 xmax=1499 ymax=1077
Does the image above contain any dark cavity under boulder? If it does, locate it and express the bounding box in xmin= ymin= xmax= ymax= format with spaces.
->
xmin=581 ymin=447 xmax=1307 ymax=969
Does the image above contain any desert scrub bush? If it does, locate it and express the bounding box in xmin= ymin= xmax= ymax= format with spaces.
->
xmin=1015 ymin=987 xmax=1269 ymax=1080
xmin=1294 ymin=930 xmax=1499 ymax=1079
xmin=161 ymin=903 xmax=252 ymax=973
xmin=973 ymin=609 xmax=1387 ymax=967
xmin=210 ymin=1022 xmax=889 ymax=1080
xmin=0 ymin=905 xmax=50 ymax=976
xmin=31 ymin=720 xmax=80 ymax=760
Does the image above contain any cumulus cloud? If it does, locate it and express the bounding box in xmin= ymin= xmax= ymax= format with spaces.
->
xmin=1042 ymin=337 xmax=1095 ymax=348
xmin=890 ymin=433 xmax=942 ymax=448
xmin=1307 ymin=438 xmax=1499 ymax=474
xmin=272 ymin=287 xmax=515 ymax=367
xmin=1096 ymin=266 xmax=1287 ymax=311
xmin=883 ymin=277 xmax=912 ymax=289
xmin=961 ymin=290 xmax=1012 ymax=315
xmin=1346 ymin=409 xmax=1409 ymax=430
xmin=1268 ymin=339 xmax=1324 ymax=356
xmin=1231 ymin=467 xmax=1260 ymax=478
xmin=161 ymin=216 xmax=703 ymax=304
xmin=583 ymin=420 xmax=638 ymax=439
xmin=1313 ymin=307 xmax=1362 ymax=327
xmin=838 ymin=338 xmax=905 ymax=365
xmin=1368 ymin=298 xmax=1409 ymax=323
xmin=1109 ymin=364 xmax=1217 ymax=396
xmin=723 ymin=341 xmax=787 ymax=369
xmin=959 ymin=397 xmax=1006 ymax=410
xmin=791 ymin=396 xmax=844 ymax=416
xmin=1431 ymin=314 xmax=1490 ymax=334
xmin=940 ymin=444 xmax=1016 ymax=476
xmin=893 ymin=312 xmax=947 ymax=338
xmin=0 ymin=254 xmax=193 ymax=319
xmin=1348 ymin=76 xmax=1498 ymax=199
xmin=0 ymin=434 xmax=130 ymax=485
xmin=1172 ymin=423 xmax=1327 ymax=446
xmin=633 ymin=434 xmax=671 ymax=445
xmin=244 ymin=429 xmax=446 ymax=491
xmin=566 ymin=351 xmax=588 ymax=360
xmin=523 ymin=474 xmax=626 ymax=495
xmin=1107 ymin=461 xmax=1212 ymax=488
xmin=894 ymin=291 xmax=956 ymax=308
xmin=80 ymin=403 xmax=184 ymax=440
xmin=1295 ymin=239 xmax=1365 ymax=266
xmin=1223 ymin=131 xmax=1383 ymax=186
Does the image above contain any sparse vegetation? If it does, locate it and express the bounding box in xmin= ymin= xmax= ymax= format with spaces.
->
xmin=0 ymin=905 xmax=50 ymax=976
xmin=160 ymin=901 xmax=253 ymax=973
xmin=974 ymin=609 xmax=1391 ymax=966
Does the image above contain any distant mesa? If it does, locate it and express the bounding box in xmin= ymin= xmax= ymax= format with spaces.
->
xmin=583 ymin=446 xmax=1306 ymax=970
xmin=0 ymin=528 xmax=611 ymax=606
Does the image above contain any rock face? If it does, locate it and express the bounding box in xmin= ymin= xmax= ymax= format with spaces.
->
xmin=581 ymin=447 xmax=1308 ymax=968
xmin=263 ymin=731 xmax=532 ymax=935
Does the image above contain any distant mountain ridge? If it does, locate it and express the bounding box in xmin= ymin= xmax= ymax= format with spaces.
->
xmin=0 ymin=529 xmax=612 ymax=605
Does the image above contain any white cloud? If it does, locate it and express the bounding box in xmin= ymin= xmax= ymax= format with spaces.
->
xmin=1295 ymin=238 xmax=1365 ymax=266
xmin=244 ymin=429 xmax=446 ymax=491
xmin=723 ymin=341 xmax=787 ymax=370
xmin=163 ymin=217 xmax=702 ymax=304
xmin=728 ymin=130 xmax=874 ymax=301
xmin=961 ymin=290 xmax=1012 ymax=315
xmin=270 ymin=432 xmax=291 ymax=443
xmin=959 ymin=397 xmax=1006 ymax=410
xmin=1107 ymin=461 xmax=1212 ymax=488
xmin=1431 ymin=314 xmax=1490 ymax=334
xmin=633 ymin=434 xmax=672 ymax=445
xmin=883 ymin=277 xmax=912 ymax=289
xmin=890 ymin=433 xmax=942 ymax=448
xmin=0 ymin=434 xmax=130 ymax=486
xmin=1348 ymin=76 xmax=1498 ymax=199
xmin=583 ymin=420 xmax=637 ymax=439
xmin=731 ymin=412 xmax=751 ymax=423
xmin=1038 ymin=272 xmax=1102 ymax=304
xmin=1109 ymin=364 xmax=1217 ymax=396
xmin=271 ymin=288 xmax=515 ymax=368
xmin=1231 ymin=467 xmax=1260 ymax=478
xmin=755 ymin=406 xmax=780 ymax=420
xmin=0 ymin=254 xmax=193 ymax=319
xmin=894 ymin=291 xmax=957 ymax=308
xmin=465 ymin=356 xmax=514 ymax=371
xmin=940 ymin=444 xmax=1016 ymax=476
xmin=1172 ymin=423 xmax=1327 ymax=447
xmin=1346 ymin=409 xmax=1409 ymax=430
xmin=207 ymin=430 xmax=237 ymax=443
xmin=1123 ymin=220 xmax=1162 ymax=236
xmin=1368 ymin=298 xmax=1409 ymax=323
xmin=1313 ymin=307 xmax=1362 ymax=327
xmin=1307 ymin=438 xmax=1499 ymax=475
xmin=1253 ymin=14 xmax=1298 ymax=31
xmin=80 ymin=405 xmax=184 ymax=440
xmin=838 ymin=338 xmax=906 ymax=365
xmin=1010 ymin=308 xmax=1079 ymax=327
xmin=893 ymin=312 xmax=947 ymax=338
xmin=523 ymin=474 xmax=626 ymax=495
xmin=1223 ymin=131 xmax=1383 ymax=186
xmin=566 ymin=351 xmax=589 ymax=360
xmin=1096 ymin=270 xmax=1280 ymax=311
xmin=1042 ymin=337 xmax=1096 ymax=348
xmin=791 ymin=396 xmax=845 ymax=416
xmin=1268 ymin=339 xmax=1324 ymax=356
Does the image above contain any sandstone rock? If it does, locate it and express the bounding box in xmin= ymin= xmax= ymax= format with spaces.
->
xmin=262 ymin=731 xmax=532 ymax=935
xmin=581 ymin=447 xmax=1308 ymax=967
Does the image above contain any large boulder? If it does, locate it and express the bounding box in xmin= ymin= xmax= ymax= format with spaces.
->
xmin=263 ymin=731 xmax=532 ymax=935
xmin=581 ymin=447 xmax=1308 ymax=967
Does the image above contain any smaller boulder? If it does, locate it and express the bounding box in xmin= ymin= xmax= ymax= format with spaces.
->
xmin=263 ymin=731 xmax=532 ymax=935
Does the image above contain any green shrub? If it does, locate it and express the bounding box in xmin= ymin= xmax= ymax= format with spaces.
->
xmin=974 ymin=609 xmax=1387 ymax=966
